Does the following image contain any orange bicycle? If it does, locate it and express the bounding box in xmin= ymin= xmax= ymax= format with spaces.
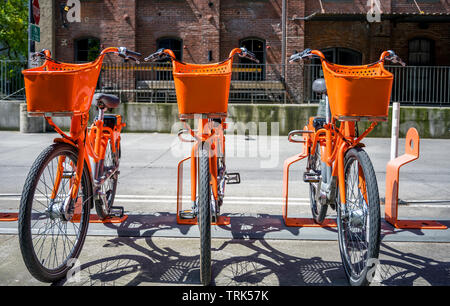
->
xmin=286 ymin=49 xmax=405 ymax=285
xmin=18 ymin=47 xmax=141 ymax=282
xmin=144 ymin=47 xmax=259 ymax=285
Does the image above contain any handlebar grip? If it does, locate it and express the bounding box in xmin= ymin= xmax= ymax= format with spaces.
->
xmin=289 ymin=53 xmax=302 ymax=63
xmin=144 ymin=48 xmax=168 ymax=62
xmin=238 ymin=47 xmax=260 ymax=63
xmin=289 ymin=48 xmax=314 ymax=63
xmin=384 ymin=50 xmax=406 ymax=67
xmin=246 ymin=50 xmax=260 ymax=63
xmin=125 ymin=49 xmax=142 ymax=58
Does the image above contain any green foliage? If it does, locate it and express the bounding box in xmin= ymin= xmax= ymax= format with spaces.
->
xmin=0 ymin=0 xmax=28 ymax=60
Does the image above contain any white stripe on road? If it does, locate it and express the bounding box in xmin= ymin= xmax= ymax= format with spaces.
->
xmin=0 ymin=194 xmax=449 ymax=208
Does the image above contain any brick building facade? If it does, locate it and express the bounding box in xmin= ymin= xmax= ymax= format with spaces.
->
xmin=48 ymin=0 xmax=450 ymax=102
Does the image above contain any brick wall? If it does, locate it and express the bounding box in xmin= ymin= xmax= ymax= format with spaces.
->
xmin=50 ymin=0 xmax=449 ymax=104
xmin=55 ymin=0 xmax=136 ymax=63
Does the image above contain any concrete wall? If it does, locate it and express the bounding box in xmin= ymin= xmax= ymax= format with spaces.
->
xmin=1 ymin=100 xmax=450 ymax=138
xmin=0 ymin=101 xmax=20 ymax=130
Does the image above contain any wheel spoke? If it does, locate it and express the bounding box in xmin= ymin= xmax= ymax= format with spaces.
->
xmin=21 ymin=147 xmax=90 ymax=275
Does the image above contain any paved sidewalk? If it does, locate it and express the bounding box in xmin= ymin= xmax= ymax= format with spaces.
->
xmin=0 ymin=131 xmax=449 ymax=286
xmin=1 ymin=234 xmax=449 ymax=286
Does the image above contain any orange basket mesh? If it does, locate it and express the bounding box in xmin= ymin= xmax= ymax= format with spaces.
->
xmin=172 ymin=59 xmax=233 ymax=116
xmin=322 ymin=61 xmax=393 ymax=121
xmin=22 ymin=58 xmax=103 ymax=116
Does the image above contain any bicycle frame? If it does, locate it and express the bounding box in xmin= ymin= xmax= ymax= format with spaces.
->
xmin=306 ymin=116 xmax=377 ymax=204
xmin=44 ymin=47 xmax=125 ymax=207
xmin=177 ymin=117 xmax=229 ymax=225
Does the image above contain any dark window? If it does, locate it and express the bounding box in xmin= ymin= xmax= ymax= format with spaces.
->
xmin=409 ymin=38 xmax=434 ymax=66
xmin=157 ymin=37 xmax=182 ymax=61
xmin=321 ymin=47 xmax=362 ymax=65
xmin=239 ymin=38 xmax=265 ymax=64
xmin=239 ymin=38 xmax=266 ymax=81
xmin=75 ymin=37 xmax=100 ymax=62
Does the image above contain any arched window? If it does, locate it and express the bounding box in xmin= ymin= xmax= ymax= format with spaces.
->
xmin=409 ymin=38 xmax=434 ymax=66
xmin=75 ymin=37 xmax=100 ymax=62
xmin=239 ymin=38 xmax=265 ymax=64
xmin=320 ymin=47 xmax=362 ymax=65
xmin=157 ymin=37 xmax=183 ymax=61
xmin=239 ymin=38 xmax=266 ymax=80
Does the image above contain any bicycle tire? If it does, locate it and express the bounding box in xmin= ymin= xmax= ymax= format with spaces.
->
xmin=198 ymin=142 xmax=211 ymax=286
xmin=94 ymin=139 xmax=120 ymax=219
xmin=308 ymin=142 xmax=327 ymax=223
xmin=337 ymin=147 xmax=381 ymax=286
xmin=18 ymin=143 xmax=92 ymax=283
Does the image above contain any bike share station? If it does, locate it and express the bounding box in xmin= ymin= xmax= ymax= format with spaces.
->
xmin=1 ymin=92 xmax=448 ymax=242
xmin=0 ymin=46 xmax=449 ymax=286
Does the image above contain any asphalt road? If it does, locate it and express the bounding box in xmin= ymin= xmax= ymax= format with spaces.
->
xmin=0 ymin=131 xmax=449 ymax=286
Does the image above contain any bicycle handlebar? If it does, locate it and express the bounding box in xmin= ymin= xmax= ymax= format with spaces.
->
xmin=290 ymin=48 xmax=406 ymax=67
xmin=144 ymin=47 xmax=260 ymax=64
xmin=118 ymin=47 xmax=142 ymax=63
xmin=381 ymin=50 xmax=406 ymax=67
xmin=238 ymin=47 xmax=260 ymax=63
xmin=33 ymin=47 xmax=142 ymax=64
xmin=144 ymin=48 xmax=174 ymax=62
xmin=289 ymin=48 xmax=326 ymax=63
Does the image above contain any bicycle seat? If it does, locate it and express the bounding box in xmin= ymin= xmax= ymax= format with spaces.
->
xmin=92 ymin=93 xmax=120 ymax=109
xmin=312 ymin=78 xmax=327 ymax=94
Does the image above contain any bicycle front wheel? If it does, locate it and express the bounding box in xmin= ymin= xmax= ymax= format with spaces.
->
xmin=337 ymin=147 xmax=381 ymax=286
xmin=198 ymin=142 xmax=211 ymax=286
xmin=18 ymin=143 xmax=92 ymax=283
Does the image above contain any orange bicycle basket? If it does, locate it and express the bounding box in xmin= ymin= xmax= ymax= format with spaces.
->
xmin=172 ymin=60 xmax=233 ymax=116
xmin=320 ymin=53 xmax=393 ymax=121
xmin=22 ymin=52 xmax=103 ymax=116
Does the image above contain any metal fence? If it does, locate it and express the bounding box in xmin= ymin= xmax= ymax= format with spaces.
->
xmin=2 ymin=60 xmax=449 ymax=106
xmin=304 ymin=64 xmax=450 ymax=106
xmin=0 ymin=60 xmax=27 ymax=100
xmin=97 ymin=62 xmax=289 ymax=103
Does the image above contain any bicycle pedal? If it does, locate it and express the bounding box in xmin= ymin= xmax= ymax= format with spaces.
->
xmin=179 ymin=210 xmax=196 ymax=219
xmin=303 ymin=172 xmax=320 ymax=183
xmin=225 ymin=172 xmax=241 ymax=184
xmin=62 ymin=171 xmax=75 ymax=179
xmin=109 ymin=206 xmax=124 ymax=218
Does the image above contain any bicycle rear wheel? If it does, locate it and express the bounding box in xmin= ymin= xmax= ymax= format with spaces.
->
xmin=307 ymin=142 xmax=327 ymax=223
xmin=337 ymin=147 xmax=381 ymax=286
xmin=18 ymin=143 xmax=92 ymax=283
xmin=198 ymin=142 xmax=211 ymax=286
xmin=94 ymin=139 xmax=120 ymax=219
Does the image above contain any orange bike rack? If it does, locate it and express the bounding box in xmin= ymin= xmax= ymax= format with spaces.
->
xmin=0 ymin=213 xmax=18 ymax=222
xmin=71 ymin=214 xmax=128 ymax=224
xmin=71 ymin=197 xmax=128 ymax=224
xmin=385 ymin=127 xmax=447 ymax=229
xmin=282 ymin=128 xmax=337 ymax=228
xmin=177 ymin=156 xmax=230 ymax=226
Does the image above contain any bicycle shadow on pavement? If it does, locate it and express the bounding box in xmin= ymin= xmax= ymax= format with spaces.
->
xmin=52 ymin=212 xmax=450 ymax=286
xmin=96 ymin=211 xmax=339 ymax=240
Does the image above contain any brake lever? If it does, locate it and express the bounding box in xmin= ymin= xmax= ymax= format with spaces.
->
xmin=385 ymin=50 xmax=406 ymax=67
xmin=144 ymin=48 xmax=166 ymax=62
xmin=31 ymin=50 xmax=46 ymax=61
xmin=238 ymin=47 xmax=260 ymax=63
xmin=289 ymin=53 xmax=302 ymax=63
